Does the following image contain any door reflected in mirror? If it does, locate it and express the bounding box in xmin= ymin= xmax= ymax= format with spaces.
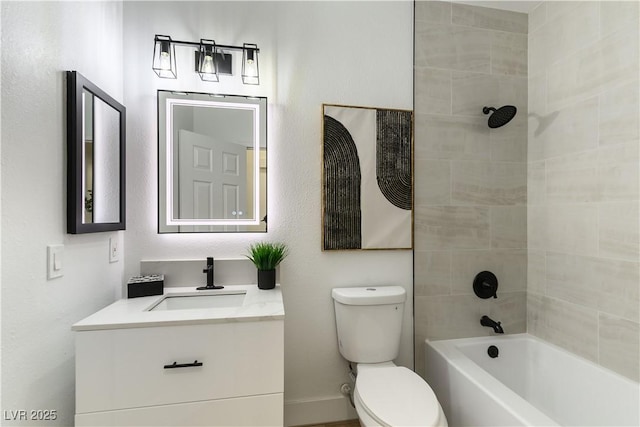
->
xmin=158 ymin=91 xmax=267 ymax=233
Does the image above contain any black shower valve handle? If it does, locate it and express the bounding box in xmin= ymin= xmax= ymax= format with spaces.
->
xmin=481 ymin=281 xmax=498 ymax=298
xmin=473 ymin=271 xmax=499 ymax=299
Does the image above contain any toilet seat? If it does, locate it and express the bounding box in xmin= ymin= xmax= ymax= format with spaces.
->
xmin=355 ymin=366 xmax=442 ymax=427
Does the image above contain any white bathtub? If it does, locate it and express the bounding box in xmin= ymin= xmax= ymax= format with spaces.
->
xmin=425 ymin=334 xmax=639 ymax=427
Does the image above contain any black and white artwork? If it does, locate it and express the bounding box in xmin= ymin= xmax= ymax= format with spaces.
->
xmin=322 ymin=104 xmax=413 ymax=250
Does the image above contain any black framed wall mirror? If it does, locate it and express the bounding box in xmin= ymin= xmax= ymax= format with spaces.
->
xmin=158 ymin=91 xmax=267 ymax=233
xmin=67 ymin=71 xmax=126 ymax=233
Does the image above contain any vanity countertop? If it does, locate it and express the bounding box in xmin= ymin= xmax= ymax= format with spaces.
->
xmin=72 ymin=284 xmax=284 ymax=331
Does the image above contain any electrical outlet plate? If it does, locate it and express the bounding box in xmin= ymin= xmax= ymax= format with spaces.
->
xmin=109 ymin=237 xmax=119 ymax=263
xmin=47 ymin=244 xmax=64 ymax=279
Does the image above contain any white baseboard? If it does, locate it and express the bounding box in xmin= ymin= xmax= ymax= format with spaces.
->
xmin=284 ymin=395 xmax=358 ymax=426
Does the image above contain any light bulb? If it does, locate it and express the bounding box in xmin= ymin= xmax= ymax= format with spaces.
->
xmin=245 ymin=61 xmax=257 ymax=77
xmin=202 ymin=54 xmax=214 ymax=74
xmin=159 ymin=52 xmax=171 ymax=71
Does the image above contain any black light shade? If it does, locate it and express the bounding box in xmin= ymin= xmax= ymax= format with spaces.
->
xmin=152 ymin=35 xmax=176 ymax=79
xmin=198 ymin=39 xmax=219 ymax=82
xmin=242 ymin=43 xmax=259 ymax=85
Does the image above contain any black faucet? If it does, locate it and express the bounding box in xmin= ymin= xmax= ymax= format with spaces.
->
xmin=480 ymin=315 xmax=504 ymax=334
xmin=196 ymin=257 xmax=224 ymax=290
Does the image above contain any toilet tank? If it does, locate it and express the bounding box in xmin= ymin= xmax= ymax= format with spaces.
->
xmin=332 ymin=286 xmax=406 ymax=363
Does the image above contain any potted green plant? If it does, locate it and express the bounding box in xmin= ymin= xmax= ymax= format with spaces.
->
xmin=246 ymin=242 xmax=288 ymax=289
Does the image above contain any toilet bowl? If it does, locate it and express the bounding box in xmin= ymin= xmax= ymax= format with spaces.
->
xmin=332 ymin=286 xmax=448 ymax=427
xmin=353 ymin=363 xmax=447 ymax=427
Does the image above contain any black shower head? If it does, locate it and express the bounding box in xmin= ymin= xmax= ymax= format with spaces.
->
xmin=483 ymin=105 xmax=517 ymax=128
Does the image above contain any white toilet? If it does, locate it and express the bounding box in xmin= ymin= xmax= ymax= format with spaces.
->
xmin=332 ymin=286 xmax=448 ymax=427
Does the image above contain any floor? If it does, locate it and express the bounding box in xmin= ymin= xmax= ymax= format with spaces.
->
xmin=297 ymin=420 xmax=360 ymax=427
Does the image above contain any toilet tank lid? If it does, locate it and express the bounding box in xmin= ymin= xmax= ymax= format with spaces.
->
xmin=332 ymin=286 xmax=406 ymax=305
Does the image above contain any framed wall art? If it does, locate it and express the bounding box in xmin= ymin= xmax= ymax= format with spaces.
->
xmin=322 ymin=104 xmax=413 ymax=250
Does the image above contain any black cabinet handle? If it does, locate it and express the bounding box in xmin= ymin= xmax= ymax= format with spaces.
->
xmin=163 ymin=360 xmax=203 ymax=369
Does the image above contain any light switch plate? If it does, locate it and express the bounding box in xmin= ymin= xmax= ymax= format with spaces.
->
xmin=47 ymin=244 xmax=64 ymax=280
xmin=109 ymin=237 xmax=119 ymax=263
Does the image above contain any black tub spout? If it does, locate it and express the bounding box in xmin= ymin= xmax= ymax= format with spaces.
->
xmin=480 ymin=315 xmax=504 ymax=334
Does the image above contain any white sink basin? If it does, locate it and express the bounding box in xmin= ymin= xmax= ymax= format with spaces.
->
xmin=148 ymin=292 xmax=246 ymax=311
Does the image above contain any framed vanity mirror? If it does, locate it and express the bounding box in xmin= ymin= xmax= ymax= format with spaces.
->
xmin=158 ymin=91 xmax=267 ymax=233
xmin=67 ymin=71 xmax=126 ymax=234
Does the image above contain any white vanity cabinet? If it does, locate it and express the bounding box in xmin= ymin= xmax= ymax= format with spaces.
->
xmin=73 ymin=285 xmax=285 ymax=427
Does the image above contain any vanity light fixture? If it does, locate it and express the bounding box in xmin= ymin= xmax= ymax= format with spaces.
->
xmin=152 ymin=35 xmax=177 ymax=79
xmin=242 ymin=43 xmax=259 ymax=85
xmin=152 ymin=34 xmax=260 ymax=85
xmin=198 ymin=39 xmax=219 ymax=82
